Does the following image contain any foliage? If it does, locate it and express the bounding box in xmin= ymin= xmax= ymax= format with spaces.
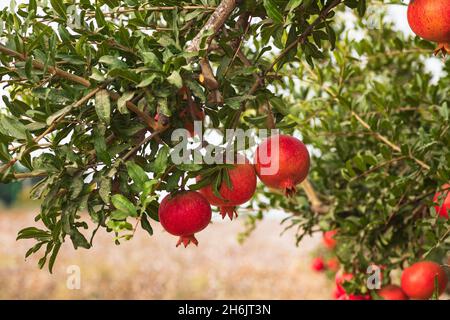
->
xmin=0 ymin=0 xmax=448 ymax=295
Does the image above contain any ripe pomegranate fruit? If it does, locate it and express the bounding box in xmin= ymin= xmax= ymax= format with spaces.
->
xmin=158 ymin=191 xmax=212 ymax=247
xmin=377 ymin=285 xmax=409 ymax=300
xmin=326 ymin=257 xmax=340 ymax=272
xmin=332 ymin=287 xmax=342 ymax=300
xmin=335 ymin=272 xmax=354 ymax=296
xmin=311 ymin=257 xmax=325 ymax=272
xmin=407 ymin=0 xmax=450 ymax=55
xmin=337 ymin=294 xmax=371 ymax=300
xmin=433 ymin=184 xmax=450 ymax=219
xmin=323 ymin=230 xmax=338 ymax=250
xmin=254 ymin=134 xmax=310 ymax=197
xmin=198 ymin=155 xmax=257 ymax=220
xmin=401 ymin=261 xmax=448 ymax=299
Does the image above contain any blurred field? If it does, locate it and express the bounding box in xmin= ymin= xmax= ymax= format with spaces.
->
xmin=0 ymin=207 xmax=332 ymax=300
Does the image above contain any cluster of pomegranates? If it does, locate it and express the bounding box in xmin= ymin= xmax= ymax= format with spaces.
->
xmin=407 ymin=0 xmax=450 ymax=55
xmin=312 ymin=228 xmax=448 ymax=300
xmin=333 ymin=261 xmax=448 ymax=300
xmin=158 ymin=134 xmax=311 ymax=247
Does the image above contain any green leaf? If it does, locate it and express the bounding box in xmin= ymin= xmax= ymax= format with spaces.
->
xmin=108 ymin=68 xmax=140 ymax=84
xmin=111 ymin=194 xmax=137 ymax=217
xmin=70 ymin=229 xmax=91 ymax=249
xmin=98 ymin=55 xmax=127 ymax=69
xmin=286 ymin=0 xmax=302 ymax=11
xmin=224 ymin=95 xmax=255 ymax=110
xmin=48 ymin=242 xmax=61 ymax=273
xmin=0 ymin=114 xmax=28 ymax=140
xmin=110 ymin=209 xmax=130 ymax=220
xmin=93 ymin=127 xmax=111 ymax=166
xmin=141 ymin=214 xmax=153 ymax=236
xmin=126 ymin=161 xmax=148 ymax=189
xmin=154 ymin=146 xmax=170 ymax=174
xmin=142 ymin=52 xmax=162 ymax=70
xmin=50 ymin=0 xmax=67 ymax=19
xmin=263 ymin=0 xmax=283 ymax=24
xmin=117 ymin=92 xmax=134 ymax=114
xmin=137 ymin=74 xmax=158 ymax=88
xmin=95 ymin=90 xmax=111 ymax=125
xmin=69 ymin=175 xmax=84 ymax=200
xmin=167 ymin=70 xmax=183 ymax=89
xmin=99 ymin=176 xmax=111 ymax=204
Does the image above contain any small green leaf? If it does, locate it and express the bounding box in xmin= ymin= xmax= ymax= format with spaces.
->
xmin=50 ymin=0 xmax=67 ymax=19
xmin=263 ymin=0 xmax=283 ymax=24
xmin=154 ymin=146 xmax=170 ymax=174
xmin=167 ymin=70 xmax=183 ymax=89
xmin=111 ymin=194 xmax=137 ymax=217
xmin=141 ymin=214 xmax=153 ymax=236
xmin=95 ymin=90 xmax=111 ymax=125
xmin=117 ymin=92 xmax=134 ymax=114
xmin=99 ymin=176 xmax=111 ymax=204
xmin=126 ymin=161 xmax=148 ymax=189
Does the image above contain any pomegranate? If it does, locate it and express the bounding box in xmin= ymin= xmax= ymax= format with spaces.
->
xmin=326 ymin=257 xmax=340 ymax=272
xmin=311 ymin=257 xmax=325 ymax=272
xmin=198 ymin=155 xmax=257 ymax=220
xmin=335 ymin=272 xmax=354 ymax=296
xmin=407 ymin=0 xmax=450 ymax=55
xmin=158 ymin=191 xmax=212 ymax=247
xmin=433 ymin=184 xmax=450 ymax=219
xmin=332 ymin=287 xmax=342 ymax=300
xmin=377 ymin=285 xmax=409 ymax=300
xmin=323 ymin=230 xmax=338 ymax=250
xmin=254 ymin=134 xmax=310 ymax=197
xmin=401 ymin=261 xmax=448 ymax=299
xmin=338 ymin=294 xmax=371 ymax=300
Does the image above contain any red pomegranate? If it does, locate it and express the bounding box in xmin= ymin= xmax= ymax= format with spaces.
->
xmin=326 ymin=257 xmax=340 ymax=272
xmin=407 ymin=0 xmax=450 ymax=55
xmin=335 ymin=272 xmax=354 ymax=296
xmin=337 ymin=294 xmax=371 ymax=300
xmin=311 ymin=257 xmax=325 ymax=272
xmin=377 ymin=285 xmax=409 ymax=300
xmin=158 ymin=191 xmax=212 ymax=247
xmin=323 ymin=230 xmax=338 ymax=250
xmin=198 ymin=155 xmax=257 ymax=220
xmin=254 ymin=134 xmax=310 ymax=197
xmin=332 ymin=287 xmax=342 ymax=299
xmin=433 ymin=184 xmax=450 ymax=219
xmin=401 ymin=261 xmax=448 ymax=299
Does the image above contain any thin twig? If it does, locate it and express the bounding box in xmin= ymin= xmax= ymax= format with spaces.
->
xmin=351 ymin=111 xmax=430 ymax=171
xmin=86 ymin=5 xmax=216 ymax=17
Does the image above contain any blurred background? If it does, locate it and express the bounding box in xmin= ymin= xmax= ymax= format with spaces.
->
xmin=0 ymin=1 xmax=445 ymax=300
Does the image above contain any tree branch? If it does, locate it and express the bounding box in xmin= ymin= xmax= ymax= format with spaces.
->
xmin=0 ymin=44 xmax=91 ymax=87
xmin=186 ymin=0 xmax=237 ymax=53
xmin=0 ymin=43 xmax=162 ymax=131
xmin=351 ymin=111 xmax=430 ymax=171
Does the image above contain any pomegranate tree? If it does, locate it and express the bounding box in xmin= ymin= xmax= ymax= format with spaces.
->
xmin=407 ymin=0 xmax=450 ymax=55
xmin=158 ymin=191 xmax=212 ymax=247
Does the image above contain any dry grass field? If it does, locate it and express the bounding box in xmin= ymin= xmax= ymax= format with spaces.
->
xmin=0 ymin=207 xmax=332 ymax=300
